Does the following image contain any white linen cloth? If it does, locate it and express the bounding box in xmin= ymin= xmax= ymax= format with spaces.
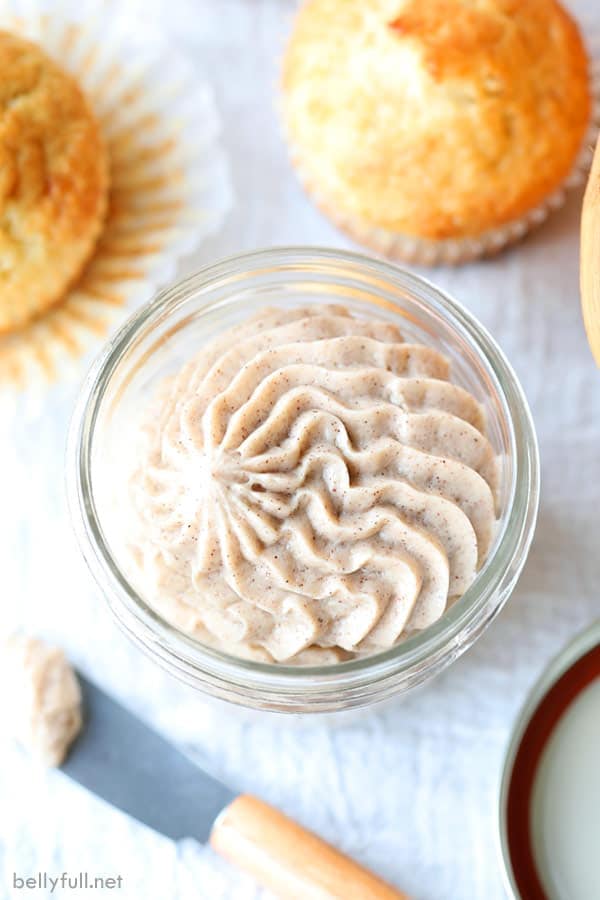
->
xmin=1 ymin=2 xmax=599 ymax=898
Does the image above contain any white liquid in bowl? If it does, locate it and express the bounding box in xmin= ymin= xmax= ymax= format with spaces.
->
xmin=531 ymin=677 xmax=600 ymax=900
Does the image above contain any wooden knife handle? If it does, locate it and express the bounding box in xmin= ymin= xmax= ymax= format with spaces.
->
xmin=210 ymin=794 xmax=409 ymax=900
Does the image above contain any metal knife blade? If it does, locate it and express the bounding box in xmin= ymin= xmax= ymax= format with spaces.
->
xmin=62 ymin=674 xmax=235 ymax=843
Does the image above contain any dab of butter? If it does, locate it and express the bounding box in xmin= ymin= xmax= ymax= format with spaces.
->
xmin=1 ymin=634 xmax=82 ymax=767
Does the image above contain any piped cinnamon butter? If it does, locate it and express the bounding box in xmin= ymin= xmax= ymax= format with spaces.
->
xmin=126 ymin=306 xmax=499 ymax=664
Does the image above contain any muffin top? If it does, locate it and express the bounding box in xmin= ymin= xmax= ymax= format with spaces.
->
xmin=0 ymin=31 xmax=108 ymax=333
xmin=282 ymin=0 xmax=591 ymax=241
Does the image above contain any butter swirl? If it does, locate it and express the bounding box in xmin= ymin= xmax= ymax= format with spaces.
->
xmin=129 ymin=306 xmax=499 ymax=663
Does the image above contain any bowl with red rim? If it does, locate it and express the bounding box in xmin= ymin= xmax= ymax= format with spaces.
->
xmin=499 ymin=621 xmax=600 ymax=900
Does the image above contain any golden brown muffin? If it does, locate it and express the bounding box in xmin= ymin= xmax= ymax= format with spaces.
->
xmin=0 ymin=31 xmax=108 ymax=332
xmin=282 ymin=0 xmax=591 ymax=261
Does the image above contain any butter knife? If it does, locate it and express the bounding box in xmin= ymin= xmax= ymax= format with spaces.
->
xmin=62 ymin=675 xmax=407 ymax=900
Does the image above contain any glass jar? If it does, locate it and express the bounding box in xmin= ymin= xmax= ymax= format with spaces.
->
xmin=68 ymin=247 xmax=539 ymax=714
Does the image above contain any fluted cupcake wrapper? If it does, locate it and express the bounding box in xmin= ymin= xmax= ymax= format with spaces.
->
xmin=0 ymin=0 xmax=232 ymax=414
xmin=289 ymin=29 xmax=600 ymax=267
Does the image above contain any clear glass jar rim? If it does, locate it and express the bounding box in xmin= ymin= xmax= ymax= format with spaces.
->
xmin=68 ymin=246 xmax=540 ymax=702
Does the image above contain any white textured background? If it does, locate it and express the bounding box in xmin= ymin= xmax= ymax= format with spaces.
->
xmin=1 ymin=2 xmax=599 ymax=898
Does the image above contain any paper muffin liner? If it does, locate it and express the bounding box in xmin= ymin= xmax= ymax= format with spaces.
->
xmin=287 ymin=30 xmax=600 ymax=267
xmin=0 ymin=0 xmax=232 ymax=411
